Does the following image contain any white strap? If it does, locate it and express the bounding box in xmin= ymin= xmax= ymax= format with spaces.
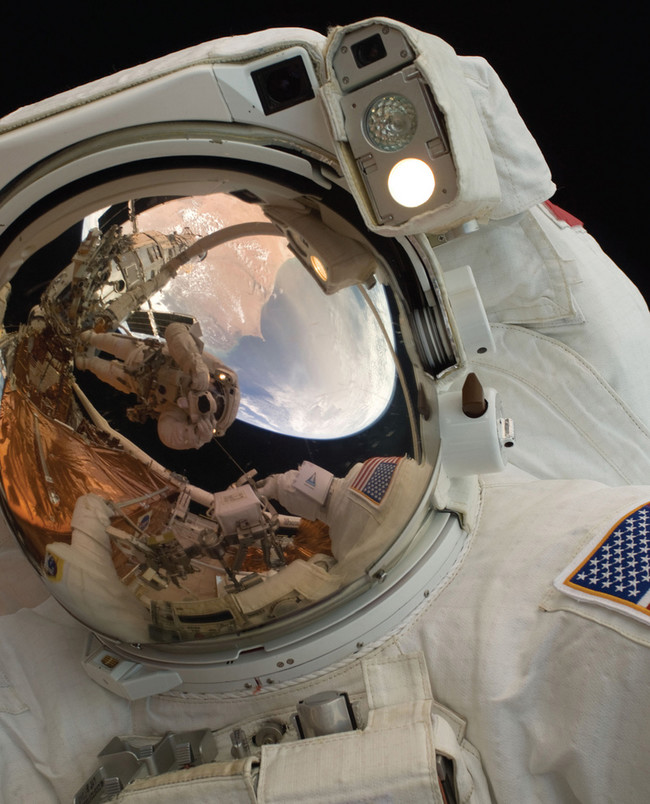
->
xmin=115 ymin=759 xmax=258 ymax=803
xmin=258 ymin=703 xmax=443 ymax=804
xmin=113 ymin=654 xmax=492 ymax=804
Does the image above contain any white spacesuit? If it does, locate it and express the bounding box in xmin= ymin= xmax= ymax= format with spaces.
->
xmin=0 ymin=17 xmax=648 ymax=804
xmin=76 ymin=323 xmax=240 ymax=449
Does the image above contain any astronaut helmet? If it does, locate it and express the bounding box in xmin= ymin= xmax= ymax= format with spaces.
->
xmin=0 ymin=17 xmax=549 ymax=698
xmin=208 ymin=367 xmax=241 ymax=437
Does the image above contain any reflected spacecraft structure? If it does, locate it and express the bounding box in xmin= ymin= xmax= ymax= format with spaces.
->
xmin=0 ymin=218 xmax=336 ymax=648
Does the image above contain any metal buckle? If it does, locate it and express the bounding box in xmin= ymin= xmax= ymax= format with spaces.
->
xmin=74 ymin=729 xmax=217 ymax=803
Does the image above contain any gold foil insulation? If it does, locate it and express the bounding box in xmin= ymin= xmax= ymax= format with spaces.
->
xmin=1 ymin=317 xmax=331 ymax=604
xmin=226 ymin=518 xmax=332 ymax=574
xmin=0 ymin=385 xmax=169 ymax=564
xmin=0 ymin=325 xmax=169 ymax=564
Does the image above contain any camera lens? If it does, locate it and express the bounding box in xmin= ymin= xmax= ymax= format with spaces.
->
xmin=252 ymin=56 xmax=315 ymax=115
xmin=266 ymin=68 xmax=302 ymax=104
xmin=198 ymin=394 xmax=212 ymax=414
xmin=351 ymin=34 xmax=387 ymax=69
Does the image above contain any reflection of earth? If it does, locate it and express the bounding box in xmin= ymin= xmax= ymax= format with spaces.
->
xmin=128 ymin=194 xmax=396 ymax=439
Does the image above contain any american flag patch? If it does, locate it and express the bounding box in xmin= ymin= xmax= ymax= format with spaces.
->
xmin=555 ymin=502 xmax=650 ymax=624
xmin=350 ymin=457 xmax=402 ymax=505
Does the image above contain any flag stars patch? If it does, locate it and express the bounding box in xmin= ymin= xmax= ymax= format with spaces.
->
xmin=350 ymin=457 xmax=402 ymax=505
xmin=556 ymin=503 xmax=650 ymax=623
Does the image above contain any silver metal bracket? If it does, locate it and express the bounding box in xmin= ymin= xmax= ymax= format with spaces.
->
xmin=74 ymin=729 xmax=217 ymax=804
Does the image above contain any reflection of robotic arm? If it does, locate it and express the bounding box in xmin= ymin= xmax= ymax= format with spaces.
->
xmin=258 ymin=462 xmax=335 ymax=523
xmin=204 ymin=472 xmax=295 ymax=585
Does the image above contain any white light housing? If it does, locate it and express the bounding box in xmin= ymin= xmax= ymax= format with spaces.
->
xmin=263 ymin=205 xmax=378 ymax=294
xmin=323 ymin=19 xmax=501 ymax=235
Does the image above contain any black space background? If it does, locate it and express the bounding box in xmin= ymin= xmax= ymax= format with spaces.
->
xmin=1 ymin=1 xmax=647 ymax=306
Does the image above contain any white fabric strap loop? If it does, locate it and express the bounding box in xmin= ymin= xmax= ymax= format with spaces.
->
xmin=110 ymin=653 xmax=491 ymax=803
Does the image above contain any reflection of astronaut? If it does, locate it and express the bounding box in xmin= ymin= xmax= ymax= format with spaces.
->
xmin=258 ymin=457 xmax=431 ymax=579
xmin=75 ymin=322 xmax=240 ymax=449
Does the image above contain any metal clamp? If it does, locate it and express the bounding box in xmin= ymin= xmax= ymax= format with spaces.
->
xmin=74 ymin=729 xmax=217 ymax=804
xmin=293 ymin=690 xmax=357 ymax=739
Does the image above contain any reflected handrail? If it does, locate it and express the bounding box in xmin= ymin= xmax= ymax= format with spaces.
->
xmin=100 ymin=222 xmax=283 ymax=330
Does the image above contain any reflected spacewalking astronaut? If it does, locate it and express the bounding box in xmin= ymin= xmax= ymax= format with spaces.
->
xmin=0 ymin=16 xmax=649 ymax=804
xmin=76 ymin=323 xmax=240 ymax=450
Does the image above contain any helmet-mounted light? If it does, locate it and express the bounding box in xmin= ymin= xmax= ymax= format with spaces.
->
xmin=330 ymin=26 xmax=454 ymax=227
xmin=321 ymin=20 xmax=501 ymax=236
xmin=263 ymin=204 xmax=378 ymax=294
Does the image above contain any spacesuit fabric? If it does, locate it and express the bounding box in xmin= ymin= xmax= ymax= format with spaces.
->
xmin=395 ymin=469 xmax=650 ymax=803
xmin=453 ymin=53 xmax=650 ymax=432
xmin=101 ymin=654 xmax=489 ymax=803
xmin=219 ymin=462 xmax=650 ymax=801
xmin=467 ymin=323 xmax=650 ymax=484
xmin=458 ymin=56 xmax=555 ymax=220
xmin=0 ymin=596 xmax=134 ymax=801
xmin=435 ymin=202 xmax=650 ymax=433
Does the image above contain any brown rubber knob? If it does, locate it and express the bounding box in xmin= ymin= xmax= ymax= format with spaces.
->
xmin=462 ymin=372 xmax=488 ymax=418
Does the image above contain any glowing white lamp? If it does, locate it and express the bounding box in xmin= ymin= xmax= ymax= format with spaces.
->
xmin=387 ymin=158 xmax=436 ymax=208
xmin=310 ymin=254 xmax=328 ymax=282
